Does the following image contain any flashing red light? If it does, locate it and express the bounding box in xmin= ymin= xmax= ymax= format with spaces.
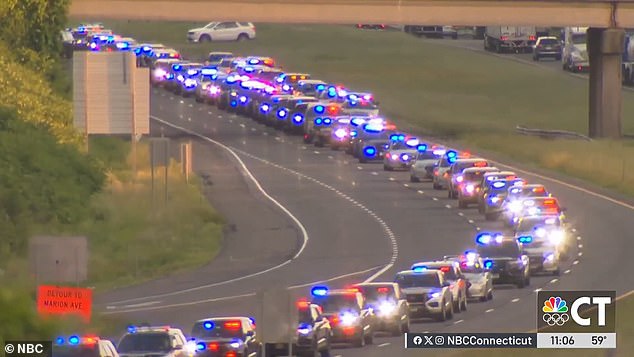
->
xmin=377 ymin=287 xmax=389 ymax=293
xmin=343 ymin=327 xmax=356 ymax=335
xmin=440 ymin=266 xmax=451 ymax=273
xmin=208 ymin=342 xmax=219 ymax=351
xmin=462 ymin=151 xmax=471 ymax=158
xmin=505 ymin=175 xmax=517 ymax=180
xmin=533 ymin=186 xmax=545 ymax=193
xmin=501 ymin=36 xmax=509 ymax=41
xmin=225 ymin=352 xmax=237 ymax=357
xmin=263 ymin=58 xmax=274 ymax=66
xmin=297 ymin=299 xmax=310 ymax=309
xmin=326 ymin=105 xmax=340 ymax=115
xmin=329 ymin=316 xmax=339 ymax=325
xmin=543 ymin=198 xmax=556 ymax=206
xmin=474 ymin=161 xmax=488 ymax=167
xmin=224 ymin=321 xmax=241 ymax=330
xmin=81 ymin=336 xmax=98 ymax=345
xmin=529 ymin=35 xmax=536 ymax=41
xmin=291 ymin=75 xmax=297 ymax=80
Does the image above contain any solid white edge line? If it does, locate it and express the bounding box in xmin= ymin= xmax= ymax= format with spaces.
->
xmin=287 ymin=265 xmax=383 ymax=290
xmin=107 ymin=116 xmax=310 ymax=306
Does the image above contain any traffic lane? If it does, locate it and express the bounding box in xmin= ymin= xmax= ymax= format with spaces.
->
xmin=153 ymin=96 xmax=561 ymax=333
xmin=97 ymin=125 xmax=300 ymax=307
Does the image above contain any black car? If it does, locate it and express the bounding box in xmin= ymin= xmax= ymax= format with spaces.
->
xmin=476 ymin=235 xmax=530 ymax=288
xmin=533 ymin=37 xmax=562 ymax=61
xmin=191 ymin=317 xmax=261 ymax=357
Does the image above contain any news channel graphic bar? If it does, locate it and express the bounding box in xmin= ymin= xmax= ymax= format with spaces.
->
xmin=405 ymin=333 xmax=537 ymax=349
xmin=4 ymin=341 xmax=52 ymax=357
xmin=537 ymin=333 xmax=617 ymax=349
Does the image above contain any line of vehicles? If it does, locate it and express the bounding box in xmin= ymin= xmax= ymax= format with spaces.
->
xmin=56 ymin=23 xmax=576 ymax=357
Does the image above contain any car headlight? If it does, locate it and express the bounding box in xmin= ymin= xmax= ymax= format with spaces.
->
xmin=507 ymin=200 xmax=522 ymax=213
xmin=184 ymin=341 xmax=197 ymax=354
xmin=428 ymin=292 xmax=441 ymax=299
xmin=378 ymin=301 xmax=397 ymax=316
xmin=464 ymin=184 xmax=475 ymax=194
xmin=297 ymin=324 xmax=313 ymax=335
xmin=549 ymin=230 xmax=565 ymax=246
xmin=340 ymin=312 xmax=359 ymax=326
xmin=390 ymin=153 xmax=399 ymax=160
xmin=229 ymin=341 xmax=242 ymax=349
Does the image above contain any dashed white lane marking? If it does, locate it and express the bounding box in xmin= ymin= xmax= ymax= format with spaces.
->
xmin=263 ymin=132 xmax=268 ymax=136
xmin=453 ymin=319 xmax=464 ymax=325
xmin=179 ymin=100 xmax=184 ymax=104
xmin=564 ymin=269 xmax=572 ymax=274
xmin=250 ymin=128 xmax=257 ymax=132
xmin=432 ymin=197 xmax=439 ymax=201
xmin=169 ymin=96 xmax=174 ymax=100
xmin=151 ymin=115 xmax=398 ymax=287
xmin=475 ymin=227 xmax=481 ymax=231
xmin=188 ymin=103 xmax=193 ymax=107
xmin=378 ymin=343 xmax=391 ymax=348
xmin=208 ymin=111 xmax=213 ymax=115
xmin=313 ymin=150 xmax=320 ymax=154
xmin=179 ymin=114 xmax=183 ymax=119
xmin=108 ymin=116 xmax=313 ymax=308
xmin=573 ymin=260 xmax=579 ymax=265
xmin=468 ymin=219 xmax=474 ymax=223
xmin=328 ymin=155 xmax=334 ymax=159
xmin=550 ymin=278 xmax=559 ymax=284
xmin=106 ymin=301 xmax=161 ymax=310
xmin=457 ymin=212 xmax=464 ymax=216
xmin=485 ymin=308 xmax=495 ymax=313
xmin=577 ymin=236 xmax=582 ymax=241
xmin=239 ymin=124 xmax=245 ymax=128
xmin=578 ymin=252 xmax=583 ymax=257
xmin=572 ymin=228 xmax=577 ymax=233
xmin=445 ymin=204 xmax=452 ymax=209
xmin=357 ymin=166 xmax=363 ymax=170
xmin=511 ymin=298 xmax=520 ymax=303
xmin=578 ymin=244 xmax=583 ymax=248
xmin=218 ymin=115 xmax=223 ymax=118
xmin=417 ymin=190 xmax=424 ymax=194
xmin=229 ymin=119 xmax=233 ymax=123
xmin=371 ymin=172 xmax=378 ymax=176
xmin=187 ymin=117 xmax=191 ymax=121
xmin=389 ymin=177 xmax=395 ymax=181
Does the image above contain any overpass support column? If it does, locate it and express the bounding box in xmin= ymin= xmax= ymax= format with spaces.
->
xmin=588 ymin=28 xmax=625 ymax=138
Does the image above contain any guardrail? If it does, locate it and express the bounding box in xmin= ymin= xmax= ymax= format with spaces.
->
xmin=515 ymin=125 xmax=592 ymax=141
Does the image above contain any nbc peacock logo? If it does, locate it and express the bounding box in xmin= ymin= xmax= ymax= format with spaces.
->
xmin=542 ymin=296 xmax=570 ymax=326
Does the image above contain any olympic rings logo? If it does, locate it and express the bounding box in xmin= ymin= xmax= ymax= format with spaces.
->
xmin=542 ymin=312 xmax=570 ymax=326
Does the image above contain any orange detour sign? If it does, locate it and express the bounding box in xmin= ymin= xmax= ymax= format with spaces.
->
xmin=37 ymin=285 xmax=92 ymax=322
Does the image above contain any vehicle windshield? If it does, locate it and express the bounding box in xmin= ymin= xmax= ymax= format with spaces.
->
xmin=416 ymin=151 xmax=438 ymax=160
xmin=477 ymin=242 xmax=520 ymax=258
xmin=358 ymin=286 xmax=396 ymax=302
xmin=463 ymin=171 xmax=485 ymax=181
xmin=52 ymin=346 xmax=100 ymax=357
xmin=517 ymin=217 xmax=560 ymax=231
xmin=191 ymin=322 xmax=244 ymax=339
xmin=298 ymin=309 xmax=313 ymax=324
xmin=572 ymin=33 xmax=586 ymax=45
xmin=453 ymin=161 xmax=486 ymax=172
xmin=205 ymin=22 xmax=219 ymax=29
xmin=390 ymin=141 xmax=416 ymax=150
xmin=395 ymin=273 xmax=441 ymax=288
xmin=117 ymin=333 xmax=172 ymax=353
xmin=540 ymin=38 xmax=559 ymax=45
xmin=209 ymin=54 xmax=231 ymax=62
xmin=461 ymin=265 xmax=484 ymax=274
xmin=312 ymin=295 xmax=359 ymax=314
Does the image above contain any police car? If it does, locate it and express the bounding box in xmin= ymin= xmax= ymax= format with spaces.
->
xmin=354 ymin=282 xmax=410 ymax=336
xmin=151 ymin=59 xmax=182 ymax=87
xmin=475 ymin=233 xmax=530 ymax=288
xmin=383 ymin=136 xmax=426 ymax=171
xmin=294 ymin=80 xmax=328 ymax=97
xmin=275 ymin=73 xmax=311 ymax=93
xmin=274 ymin=96 xmax=319 ymax=131
xmin=476 ymin=171 xmax=517 ymax=210
xmin=194 ymin=68 xmax=220 ymax=103
xmin=190 ymin=317 xmax=260 ymax=357
xmin=216 ymin=74 xmax=250 ymax=110
xmin=514 ymin=214 xmax=570 ymax=266
xmin=446 ymin=159 xmax=490 ymax=199
xmin=444 ymin=252 xmax=494 ymax=302
xmin=432 ymin=150 xmax=470 ymax=190
xmin=409 ymin=147 xmax=446 ymax=182
xmin=302 ymin=103 xmax=342 ymax=144
xmin=503 ymin=184 xmax=551 ymax=225
xmin=176 ymin=64 xmax=205 ymax=97
xmin=317 ymin=85 xmax=348 ymax=102
xmin=244 ymin=56 xmax=276 ymax=68
xmin=341 ymin=97 xmax=380 ymax=117
xmin=394 ymin=269 xmax=453 ymax=321
xmin=117 ymin=325 xmax=191 ymax=357
xmin=310 ymin=286 xmax=375 ymax=347
xmin=410 ymin=261 xmax=468 ymax=312
xmin=54 ymin=335 xmax=119 ymax=357
xmin=510 ymin=197 xmax=566 ymax=228
xmin=295 ymin=299 xmax=333 ymax=357
xmin=480 ymin=178 xmax=526 ymax=221
xmin=327 ymin=117 xmax=353 ymax=150
xmin=456 ymin=167 xmax=500 ymax=208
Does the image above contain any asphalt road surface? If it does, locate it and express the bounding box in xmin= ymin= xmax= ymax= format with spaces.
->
xmin=96 ymin=80 xmax=634 ymax=356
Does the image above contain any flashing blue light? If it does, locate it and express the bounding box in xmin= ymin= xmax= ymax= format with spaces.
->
xmin=314 ymin=105 xmax=325 ymax=114
xmin=323 ymin=118 xmax=332 ymax=125
xmin=510 ymin=187 xmax=521 ymax=194
xmin=248 ymin=58 xmax=260 ymax=65
xmin=492 ymin=181 xmax=506 ymax=189
xmin=173 ymin=64 xmax=182 ymax=71
xmin=201 ymin=68 xmax=217 ymax=75
xmin=244 ymin=66 xmax=255 ymax=73
xmin=447 ymin=150 xmax=457 ymax=158
xmin=239 ymin=95 xmax=248 ymax=103
xmin=277 ymin=109 xmax=287 ymax=118
xmin=401 ymin=153 xmax=411 ymax=161
xmin=417 ymin=144 xmax=428 ymax=152
xmin=69 ymin=336 xmax=80 ymax=345
xmin=316 ymin=84 xmax=325 ymax=91
xmin=315 ymin=118 xmax=323 ymax=125
xmin=116 ymin=42 xmax=130 ymax=49
xmin=406 ymin=138 xmax=419 ymax=147
xmin=282 ymin=84 xmax=291 ymax=91
xmin=448 ymin=157 xmax=457 ymax=164
xmin=483 ymin=260 xmax=493 ymax=269
xmin=293 ymin=113 xmax=304 ymax=124
xmin=518 ymin=236 xmax=533 ymax=244
xmin=55 ymin=337 xmax=64 ymax=345
xmin=196 ymin=342 xmax=206 ymax=351
xmin=311 ymin=286 xmax=328 ymax=297
xmin=127 ymin=325 xmax=137 ymax=333
xmin=350 ymin=130 xmax=358 ymax=137
xmin=203 ymin=321 xmax=214 ymax=330
xmin=230 ymin=100 xmax=237 ymax=107
xmin=142 ymin=46 xmax=151 ymax=52
xmin=389 ymin=134 xmax=398 ymax=141
xmin=261 ymin=103 xmax=270 ymax=113
xmin=350 ymin=118 xmax=365 ymax=126
xmin=398 ymin=134 xmax=405 ymax=141
xmin=363 ymin=146 xmax=377 ymax=157
xmin=412 ymin=266 xmax=427 ymax=273
xmin=249 ymin=317 xmax=256 ymax=325
xmin=476 ymin=233 xmax=493 ymax=245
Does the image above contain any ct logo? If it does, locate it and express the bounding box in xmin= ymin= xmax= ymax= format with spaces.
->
xmin=542 ymin=296 xmax=612 ymax=327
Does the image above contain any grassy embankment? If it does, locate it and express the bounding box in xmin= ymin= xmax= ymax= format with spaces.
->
xmin=104 ymin=21 xmax=634 ymax=196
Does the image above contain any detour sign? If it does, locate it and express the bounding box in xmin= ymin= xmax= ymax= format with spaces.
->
xmin=37 ymin=285 xmax=92 ymax=322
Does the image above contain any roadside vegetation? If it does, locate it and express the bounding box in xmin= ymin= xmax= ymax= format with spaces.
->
xmin=0 ymin=1 xmax=223 ymax=339
xmin=103 ymin=21 xmax=634 ymax=195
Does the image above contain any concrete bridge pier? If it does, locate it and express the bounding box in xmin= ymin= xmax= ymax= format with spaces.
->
xmin=588 ymin=27 xmax=625 ymax=138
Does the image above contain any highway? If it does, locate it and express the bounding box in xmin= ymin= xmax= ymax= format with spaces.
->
xmin=91 ymin=73 xmax=634 ymax=355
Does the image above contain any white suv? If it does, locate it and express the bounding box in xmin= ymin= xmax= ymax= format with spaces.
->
xmin=187 ymin=22 xmax=256 ymax=42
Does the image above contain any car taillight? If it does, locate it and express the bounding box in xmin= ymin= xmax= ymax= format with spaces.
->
xmin=529 ymin=35 xmax=536 ymax=41
xmin=501 ymin=36 xmax=508 ymax=41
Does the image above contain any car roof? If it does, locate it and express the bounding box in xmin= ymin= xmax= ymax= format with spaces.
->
xmin=462 ymin=167 xmax=497 ymax=173
xmin=412 ymin=261 xmax=457 ymax=268
xmin=396 ymin=269 xmax=440 ymax=276
xmin=355 ymin=282 xmax=397 ymax=287
xmin=209 ymin=51 xmax=234 ymax=55
xmin=195 ymin=316 xmax=249 ymax=322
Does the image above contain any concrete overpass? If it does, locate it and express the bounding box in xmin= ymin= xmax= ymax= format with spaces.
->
xmin=70 ymin=0 xmax=634 ymax=138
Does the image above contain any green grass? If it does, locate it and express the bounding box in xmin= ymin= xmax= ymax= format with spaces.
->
xmin=95 ymin=21 xmax=634 ymax=195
